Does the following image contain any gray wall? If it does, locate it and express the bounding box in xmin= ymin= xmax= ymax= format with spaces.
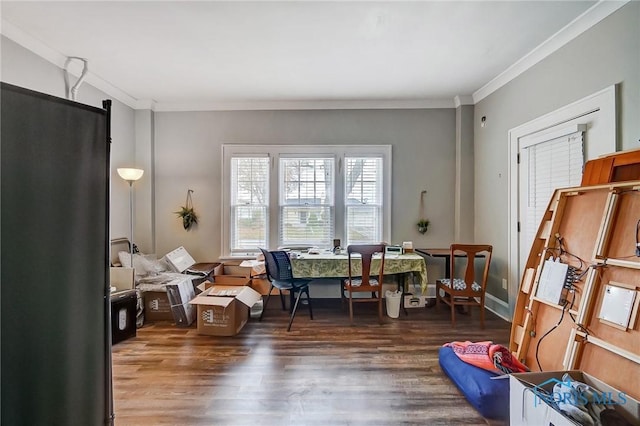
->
xmin=1 ymin=36 xmax=138 ymax=244
xmin=474 ymin=2 xmax=640 ymax=304
xmin=154 ymin=109 xmax=457 ymax=266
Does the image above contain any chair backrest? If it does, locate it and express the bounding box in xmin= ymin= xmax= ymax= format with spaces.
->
xmin=449 ymin=244 xmax=493 ymax=293
xmin=347 ymin=244 xmax=385 ymax=285
xmin=260 ymin=248 xmax=294 ymax=282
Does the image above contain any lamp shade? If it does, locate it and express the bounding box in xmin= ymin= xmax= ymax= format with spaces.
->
xmin=117 ymin=168 xmax=144 ymax=182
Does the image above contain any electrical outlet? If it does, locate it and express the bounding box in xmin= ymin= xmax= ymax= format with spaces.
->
xmin=502 ymin=278 xmax=508 ymax=290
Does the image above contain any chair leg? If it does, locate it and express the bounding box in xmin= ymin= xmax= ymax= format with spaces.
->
xmin=259 ymin=284 xmax=275 ymax=321
xmin=305 ymin=288 xmax=313 ymax=320
xmin=287 ymin=289 xmax=304 ymax=332
xmin=279 ymin=290 xmax=286 ymax=311
xmin=378 ymin=297 xmax=383 ymax=324
xmin=348 ymin=293 xmax=354 ymax=324
xmin=480 ymin=297 xmax=485 ymax=329
xmin=450 ymin=298 xmax=456 ymax=327
xmin=288 ymin=291 xmax=296 ymax=313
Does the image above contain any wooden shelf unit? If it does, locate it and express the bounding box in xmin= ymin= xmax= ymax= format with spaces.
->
xmin=509 ymin=181 xmax=640 ymax=400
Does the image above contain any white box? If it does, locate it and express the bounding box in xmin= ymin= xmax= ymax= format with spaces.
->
xmin=164 ymin=246 xmax=197 ymax=273
xmin=510 ymin=370 xmax=640 ymax=426
xmin=165 ymin=277 xmax=196 ymax=327
xmin=404 ymin=293 xmax=428 ymax=308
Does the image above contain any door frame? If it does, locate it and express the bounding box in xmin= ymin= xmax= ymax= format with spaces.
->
xmin=507 ymin=85 xmax=617 ymax=318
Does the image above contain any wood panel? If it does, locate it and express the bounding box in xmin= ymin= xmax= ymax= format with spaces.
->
xmin=579 ymin=345 xmax=640 ymax=401
xmin=606 ymin=192 xmax=640 ymax=259
xmin=112 ymin=301 xmax=511 ymax=425
xmin=522 ymin=304 xmax=576 ymax=372
xmin=581 ymin=148 xmax=640 ymax=186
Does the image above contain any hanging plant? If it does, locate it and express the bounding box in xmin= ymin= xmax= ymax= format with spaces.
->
xmin=417 ymin=218 xmax=430 ymax=234
xmin=417 ymin=190 xmax=430 ymax=234
xmin=176 ymin=189 xmax=198 ymax=230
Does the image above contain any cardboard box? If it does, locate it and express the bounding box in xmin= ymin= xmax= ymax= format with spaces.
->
xmin=216 ymin=261 xmax=276 ymax=295
xmin=190 ymin=285 xmax=262 ymax=336
xmin=185 ymin=262 xmax=223 ymax=287
xmin=165 ymin=278 xmax=196 ymax=327
xmin=143 ymin=291 xmax=173 ymax=321
xmin=110 ymin=267 xmax=135 ymax=294
xmin=219 ymin=262 xmax=253 ymax=277
xmin=250 ymin=278 xmax=279 ymax=296
xmin=509 ymin=370 xmax=640 ymax=426
xmin=404 ymin=293 xmax=428 ymax=308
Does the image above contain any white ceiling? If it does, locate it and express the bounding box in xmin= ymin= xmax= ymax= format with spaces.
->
xmin=2 ymin=1 xmax=616 ymax=111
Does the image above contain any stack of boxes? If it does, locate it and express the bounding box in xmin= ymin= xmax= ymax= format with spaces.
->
xmin=141 ymin=248 xmax=267 ymax=335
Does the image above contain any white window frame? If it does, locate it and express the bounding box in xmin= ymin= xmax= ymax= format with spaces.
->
xmin=221 ymin=144 xmax=392 ymax=258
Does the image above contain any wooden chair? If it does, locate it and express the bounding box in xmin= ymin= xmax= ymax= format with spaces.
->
xmin=259 ymin=248 xmax=313 ymax=332
xmin=343 ymin=244 xmax=386 ymax=324
xmin=435 ymin=244 xmax=492 ymax=328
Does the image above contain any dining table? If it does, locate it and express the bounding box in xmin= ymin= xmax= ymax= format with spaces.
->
xmin=241 ymin=251 xmax=428 ymax=292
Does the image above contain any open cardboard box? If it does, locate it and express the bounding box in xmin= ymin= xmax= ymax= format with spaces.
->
xmin=109 ymin=267 xmax=135 ymax=294
xmin=191 ymin=280 xmax=261 ymax=336
xmin=216 ymin=260 xmax=275 ymax=295
xmin=509 ymin=370 xmax=640 ymax=426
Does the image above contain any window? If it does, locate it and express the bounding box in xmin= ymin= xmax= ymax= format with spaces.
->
xmin=222 ymin=145 xmax=391 ymax=257
xmin=229 ymin=156 xmax=269 ymax=255
xmin=345 ymin=157 xmax=383 ymax=245
xmin=280 ymin=158 xmax=334 ymax=248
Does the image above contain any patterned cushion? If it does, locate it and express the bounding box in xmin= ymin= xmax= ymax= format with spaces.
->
xmin=439 ymin=278 xmax=481 ymax=292
xmin=347 ymin=278 xmax=379 ymax=287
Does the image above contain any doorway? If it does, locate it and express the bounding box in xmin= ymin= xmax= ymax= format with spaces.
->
xmin=507 ymin=85 xmax=617 ymax=317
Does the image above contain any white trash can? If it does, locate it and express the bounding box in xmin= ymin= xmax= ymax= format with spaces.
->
xmin=385 ymin=290 xmax=401 ymax=318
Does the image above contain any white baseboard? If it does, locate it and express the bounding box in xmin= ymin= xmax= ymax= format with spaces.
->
xmin=485 ymin=293 xmax=512 ymax=322
xmin=424 ymin=285 xmax=511 ymax=323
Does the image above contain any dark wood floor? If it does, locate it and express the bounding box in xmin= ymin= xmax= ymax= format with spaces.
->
xmin=112 ymin=299 xmax=511 ymax=425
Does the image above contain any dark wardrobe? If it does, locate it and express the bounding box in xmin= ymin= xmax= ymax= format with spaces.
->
xmin=1 ymin=83 xmax=113 ymax=425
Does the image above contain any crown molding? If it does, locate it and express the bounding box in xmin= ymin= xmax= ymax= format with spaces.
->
xmin=454 ymin=95 xmax=474 ymax=108
xmin=4 ymin=0 xmax=627 ymax=111
xmin=473 ymin=0 xmax=629 ymax=104
xmin=1 ymin=19 xmax=139 ymax=109
xmin=153 ymin=98 xmax=454 ymax=112
xmin=135 ymin=99 xmax=157 ymax=111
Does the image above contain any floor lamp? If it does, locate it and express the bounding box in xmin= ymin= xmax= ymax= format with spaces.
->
xmin=117 ymin=168 xmax=144 ymax=266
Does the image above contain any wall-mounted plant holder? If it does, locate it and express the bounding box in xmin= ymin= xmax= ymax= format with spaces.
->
xmin=176 ymin=189 xmax=198 ymax=231
xmin=417 ymin=190 xmax=429 ymax=234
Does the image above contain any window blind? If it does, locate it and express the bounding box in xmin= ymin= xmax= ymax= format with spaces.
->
xmin=279 ymin=157 xmax=334 ymax=248
xmin=345 ymin=157 xmax=383 ymax=245
xmin=525 ymin=132 xmax=584 ymax=246
xmin=230 ymin=157 xmax=269 ymax=253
